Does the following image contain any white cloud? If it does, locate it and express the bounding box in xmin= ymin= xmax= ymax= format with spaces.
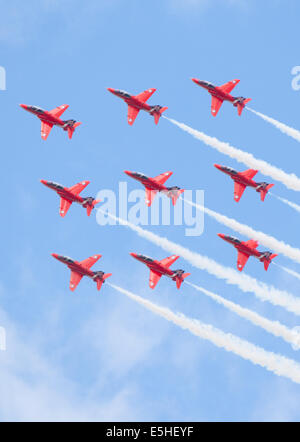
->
xmin=0 ymin=0 xmax=119 ymax=46
xmin=0 ymin=286 xmax=167 ymax=421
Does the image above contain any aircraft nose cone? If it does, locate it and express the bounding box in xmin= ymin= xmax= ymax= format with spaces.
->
xmin=19 ymin=104 xmax=28 ymax=110
xmin=124 ymin=170 xmax=133 ymax=177
xmin=130 ymin=252 xmax=138 ymax=259
xmin=217 ymin=233 xmax=225 ymax=239
xmin=40 ymin=179 xmax=48 ymax=185
xmin=214 ymin=164 xmax=222 ymax=170
xmin=191 ymin=78 xmax=199 ymax=84
xmin=51 ymin=253 xmax=59 ymax=259
xmin=107 ymin=88 xmax=114 ymax=93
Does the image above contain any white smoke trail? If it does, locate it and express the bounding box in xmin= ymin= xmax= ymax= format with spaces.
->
xmin=97 ymin=210 xmax=300 ymax=316
xmin=183 ymin=198 xmax=300 ymax=265
xmin=163 ymin=116 xmax=300 ymax=192
xmin=186 ymin=281 xmax=300 ymax=350
xmin=270 ymin=192 xmax=300 ymax=214
xmin=273 ymin=263 xmax=300 ymax=282
xmin=247 ymin=107 xmax=300 ymax=144
xmin=109 ymin=283 xmax=300 ymax=384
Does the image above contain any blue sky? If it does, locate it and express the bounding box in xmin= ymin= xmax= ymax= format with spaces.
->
xmin=1 ymin=0 xmax=300 ymax=421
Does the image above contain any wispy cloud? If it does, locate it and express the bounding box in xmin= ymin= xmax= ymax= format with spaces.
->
xmin=0 ymin=1 xmax=119 ymax=46
xmin=0 ymin=291 xmax=166 ymax=421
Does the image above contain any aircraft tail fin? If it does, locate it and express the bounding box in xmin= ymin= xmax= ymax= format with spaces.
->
xmin=153 ymin=107 xmax=168 ymax=125
xmin=264 ymin=254 xmax=277 ymax=271
xmin=260 ymin=184 xmax=274 ymax=202
xmin=175 ymin=272 xmax=190 ymax=289
xmin=67 ymin=122 xmax=81 ymax=139
xmin=237 ymin=98 xmax=251 ymax=116
xmin=86 ymin=199 xmax=101 ymax=216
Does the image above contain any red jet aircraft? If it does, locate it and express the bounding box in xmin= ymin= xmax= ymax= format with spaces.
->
xmin=218 ymin=234 xmax=277 ymax=272
xmin=191 ymin=78 xmax=251 ymax=116
xmin=20 ymin=104 xmax=81 ymax=140
xmin=52 ymin=253 xmax=112 ymax=292
xmin=41 ymin=179 xmax=100 ymax=217
xmin=124 ymin=170 xmax=184 ymax=206
xmin=107 ymin=88 xmax=167 ymax=125
xmin=214 ymin=164 xmax=274 ymax=202
xmin=130 ymin=253 xmax=190 ymax=289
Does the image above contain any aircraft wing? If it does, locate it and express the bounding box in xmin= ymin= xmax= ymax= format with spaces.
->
xmin=149 ymin=270 xmax=162 ymax=289
xmin=70 ymin=271 xmax=83 ymax=291
xmin=159 ymin=255 xmax=180 ymax=269
xmin=127 ymin=106 xmax=140 ymax=125
xmin=153 ymin=171 xmax=173 ymax=186
xmin=49 ymin=104 xmax=69 ymax=118
xmin=68 ymin=180 xmax=90 ymax=196
xmin=41 ymin=121 xmax=53 ymax=140
xmin=134 ymin=88 xmax=156 ymax=103
xmin=237 ymin=251 xmax=250 ymax=272
xmin=211 ymin=96 xmax=224 ymax=116
xmin=239 ymin=169 xmax=258 ymax=180
xmin=234 ymin=181 xmax=247 ymax=202
xmin=219 ymin=79 xmax=240 ymax=94
xmin=243 ymin=239 xmax=259 ymax=249
xmin=145 ymin=188 xmax=157 ymax=206
xmin=79 ymin=254 xmax=102 ymax=270
xmin=60 ymin=198 xmax=72 ymax=217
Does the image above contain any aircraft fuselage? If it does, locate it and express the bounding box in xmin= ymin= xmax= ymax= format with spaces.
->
xmin=52 ymin=254 xmax=95 ymax=278
xmin=130 ymin=253 xmax=185 ymax=280
xmin=192 ymin=80 xmax=245 ymax=106
xmin=218 ymin=235 xmax=272 ymax=262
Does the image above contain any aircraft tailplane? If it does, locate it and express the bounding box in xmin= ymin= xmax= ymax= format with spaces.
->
xmin=175 ymin=272 xmax=190 ymax=289
xmin=96 ymin=273 xmax=112 ymax=291
xmin=237 ymin=98 xmax=251 ymax=116
xmin=86 ymin=199 xmax=101 ymax=216
xmin=67 ymin=122 xmax=82 ymax=139
xmin=169 ymin=189 xmax=184 ymax=206
xmin=260 ymin=184 xmax=274 ymax=202
xmin=264 ymin=254 xmax=278 ymax=271
xmin=153 ymin=107 xmax=168 ymax=125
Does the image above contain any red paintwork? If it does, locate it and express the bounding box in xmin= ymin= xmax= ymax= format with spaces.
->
xmin=214 ymin=164 xmax=274 ymax=202
xmin=124 ymin=170 xmax=184 ymax=206
xmin=52 ymin=253 xmax=112 ymax=291
xmin=40 ymin=179 xmax=100 ymax=217
xmin=107 ymin=88 xmax=167 ymax=125
xmin=192 ymin=78 xmax=251 ymax=116
xmin=218 ymin=233 xmax=277 ymax=272
xmin=20 ymin=104 xmax=81 ymax=140
xmin=130 ymin=253 xmax=190 ymax=289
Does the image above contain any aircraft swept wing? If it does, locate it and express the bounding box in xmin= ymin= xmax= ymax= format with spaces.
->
xmin=233 ymin=182 xmax=247 ymax=202
xmin=149 ymin=270 xmax=162 ymax=289
xmin=159 ymin=255 xmax=180 ymax=268
xmin=49 ymin=104 xmax=69 ymax=118
xmin=219 ymin=79 xmax=240 ymax=94
xmin=237 ymin=251 xmax=250 ymax=271
xmin=128 ymin=106 xmax=140 ymax=125
xmin=70 ymin=271 xmax=83 ymax=291
xmin=41 ymin=121 xmax=53 ymax=140
xmin=60 ymin=198 xmax=72 ymax=217
xmin=211 ymin=96 xmax=224 ymax=116
xmin=79 ymin=254 xmax=102 ymax=270
xmin=152 ymin=171 xmax=173 ymax=186
xmin=134 ymin=89 xmax=156 ymax=103
xmin=145 ymin=188 xmax=157 ymax=206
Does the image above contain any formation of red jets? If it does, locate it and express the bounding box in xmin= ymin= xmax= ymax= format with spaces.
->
xmin=21 ymin=79 xmax=278 ymax=292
